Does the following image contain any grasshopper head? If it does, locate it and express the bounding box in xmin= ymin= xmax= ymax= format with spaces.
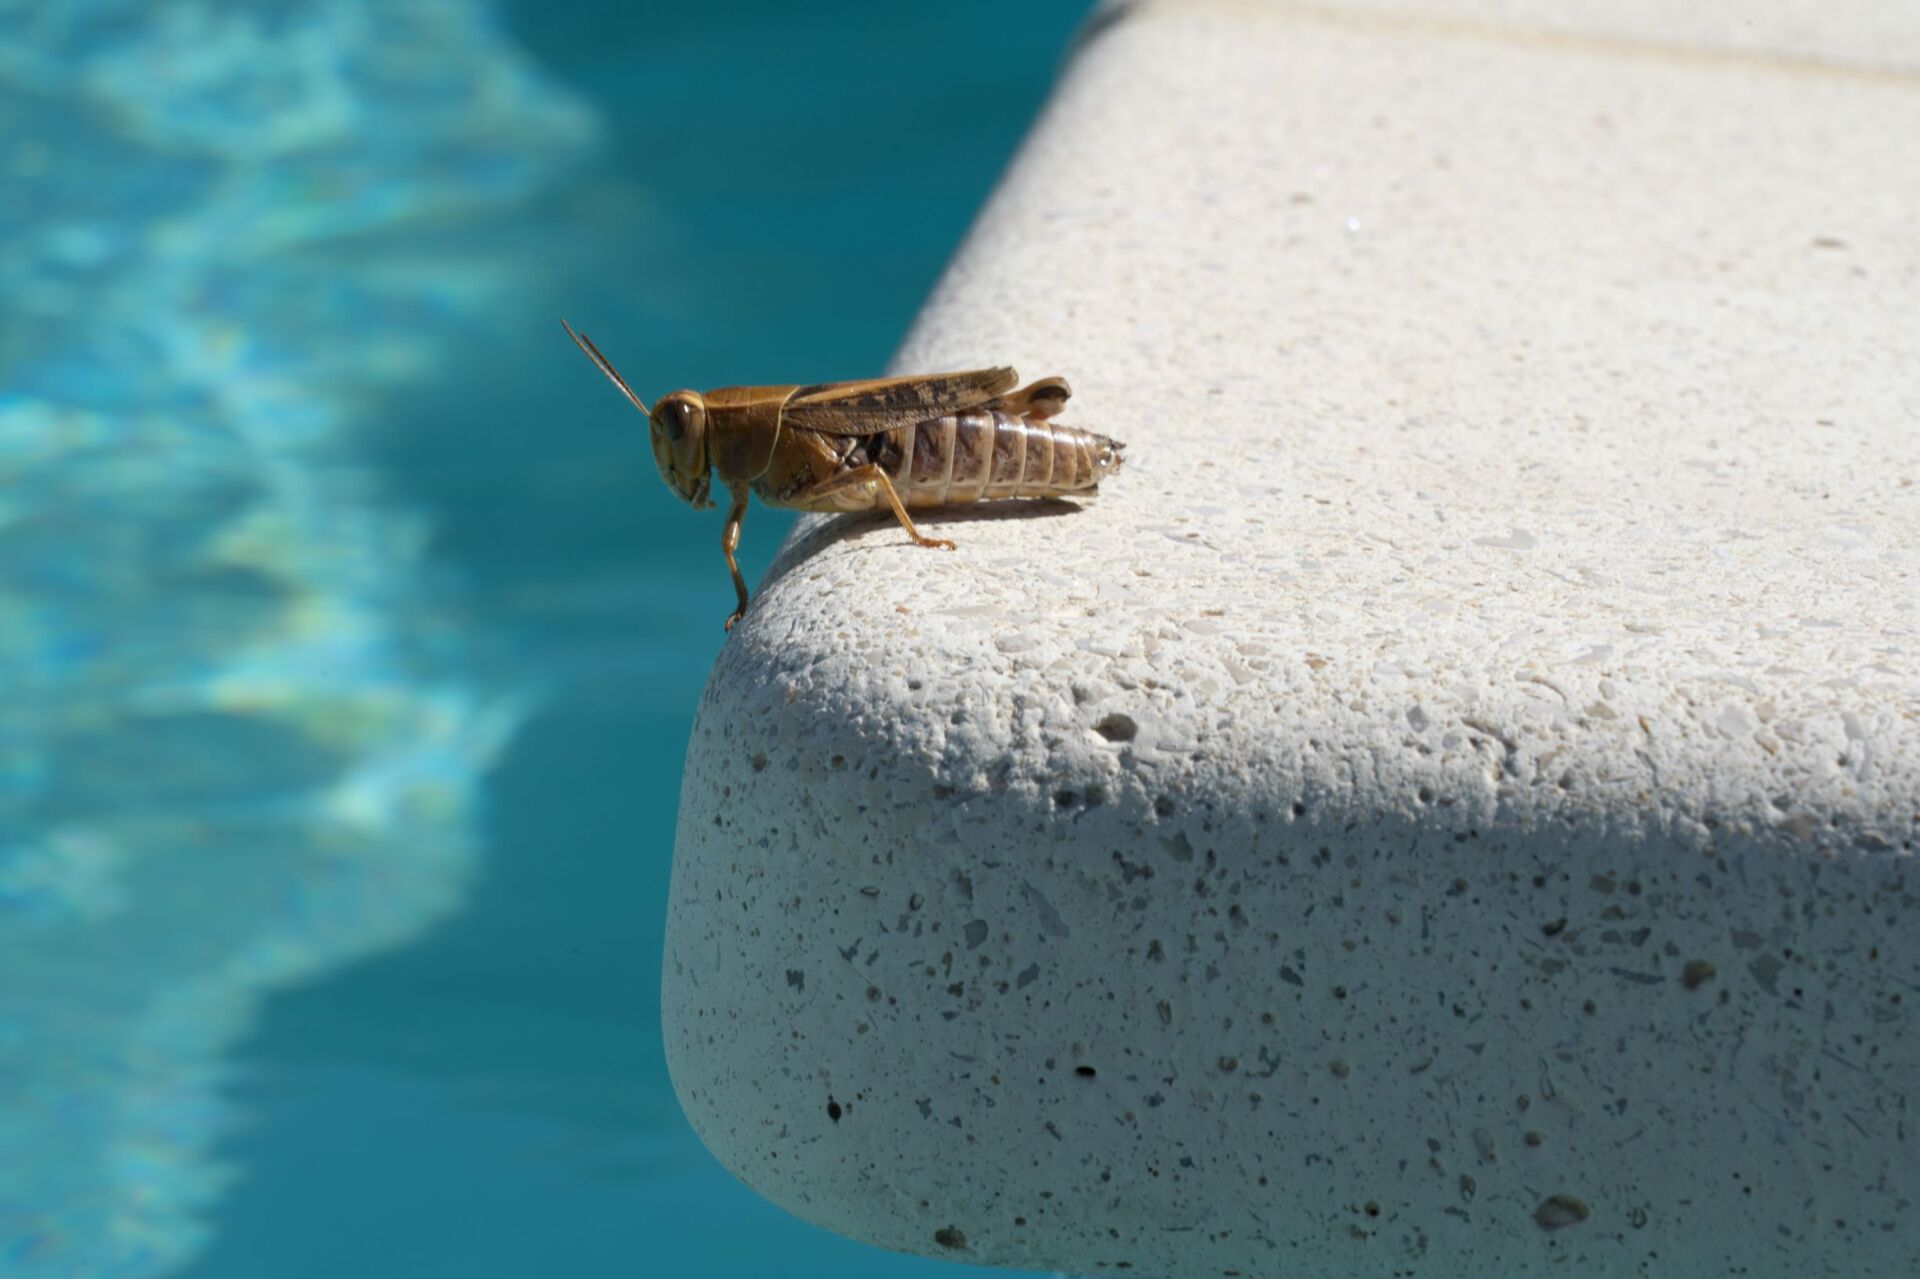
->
xmin=650 ymin=390 xmax=713 ymax=509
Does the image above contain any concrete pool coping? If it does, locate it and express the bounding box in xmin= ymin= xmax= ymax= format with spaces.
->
xmin=664 ymin=2 xmax=1920 ymax=1273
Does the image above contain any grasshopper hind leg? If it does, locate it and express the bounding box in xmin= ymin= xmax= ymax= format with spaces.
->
xmin=989 ymin=376 xmax=1070 ymax=419
xmin=799 ymin=464 xmax=955 ymax=551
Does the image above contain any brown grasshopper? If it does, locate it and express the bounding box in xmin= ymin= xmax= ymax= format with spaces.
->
xmin=563 ymin=321 xmax=1124 ymax=629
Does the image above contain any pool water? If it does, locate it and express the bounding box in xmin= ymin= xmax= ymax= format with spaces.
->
xmin=0 ymin=2 xmax=1089 ymax=1275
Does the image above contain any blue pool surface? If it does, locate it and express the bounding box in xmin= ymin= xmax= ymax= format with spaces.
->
xmin=0 ymin=2 xmax=1089 ymax=1275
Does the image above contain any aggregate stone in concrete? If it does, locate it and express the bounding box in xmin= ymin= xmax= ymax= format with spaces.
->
xmin=662 ymin=3 xmax=1920 ymax=1275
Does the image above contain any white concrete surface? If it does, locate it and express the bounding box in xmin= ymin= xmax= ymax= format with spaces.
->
xmin=663 ymin=2 xmax=1920 ymax=1275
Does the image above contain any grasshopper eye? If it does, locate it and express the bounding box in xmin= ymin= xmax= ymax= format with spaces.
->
xmin=659 ymin=401 xmax=689 ymax=442
xmin=657 ymin=395 xmax=705 ymax=444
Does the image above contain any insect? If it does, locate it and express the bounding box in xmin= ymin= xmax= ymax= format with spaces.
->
xmin=562 ymin=321 xmax=1125 ymax=630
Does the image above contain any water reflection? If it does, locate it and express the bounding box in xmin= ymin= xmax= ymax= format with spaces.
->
xmin=1 ymin=2 xmax=586 ymax=1271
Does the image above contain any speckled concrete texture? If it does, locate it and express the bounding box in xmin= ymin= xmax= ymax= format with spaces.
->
xmin=662 ymin=3 xmax=1920 ymax=1275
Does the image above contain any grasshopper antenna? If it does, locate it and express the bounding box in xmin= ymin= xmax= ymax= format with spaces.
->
xmin=562 ymin=318 xmax=649 ymax=416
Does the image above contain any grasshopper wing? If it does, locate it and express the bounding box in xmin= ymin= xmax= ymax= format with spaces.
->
xmin=781 ymin=367 xmax=1017 ymax=435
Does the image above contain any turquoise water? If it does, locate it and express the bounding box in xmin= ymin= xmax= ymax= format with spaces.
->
xmin=0 ymin=2 xmax=1088 ymax=1275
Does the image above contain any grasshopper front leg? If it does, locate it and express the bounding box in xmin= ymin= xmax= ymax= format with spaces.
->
xmin=721 ymin=488 xmax=750 ymax=631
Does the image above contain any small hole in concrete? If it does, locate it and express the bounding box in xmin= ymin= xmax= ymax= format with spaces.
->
xmin=1534 ymin=1194 xmax=1590 ymax=1231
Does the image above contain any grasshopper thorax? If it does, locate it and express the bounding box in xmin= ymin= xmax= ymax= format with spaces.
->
xmin=650 ymin=390 xmax=713 ymax=509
